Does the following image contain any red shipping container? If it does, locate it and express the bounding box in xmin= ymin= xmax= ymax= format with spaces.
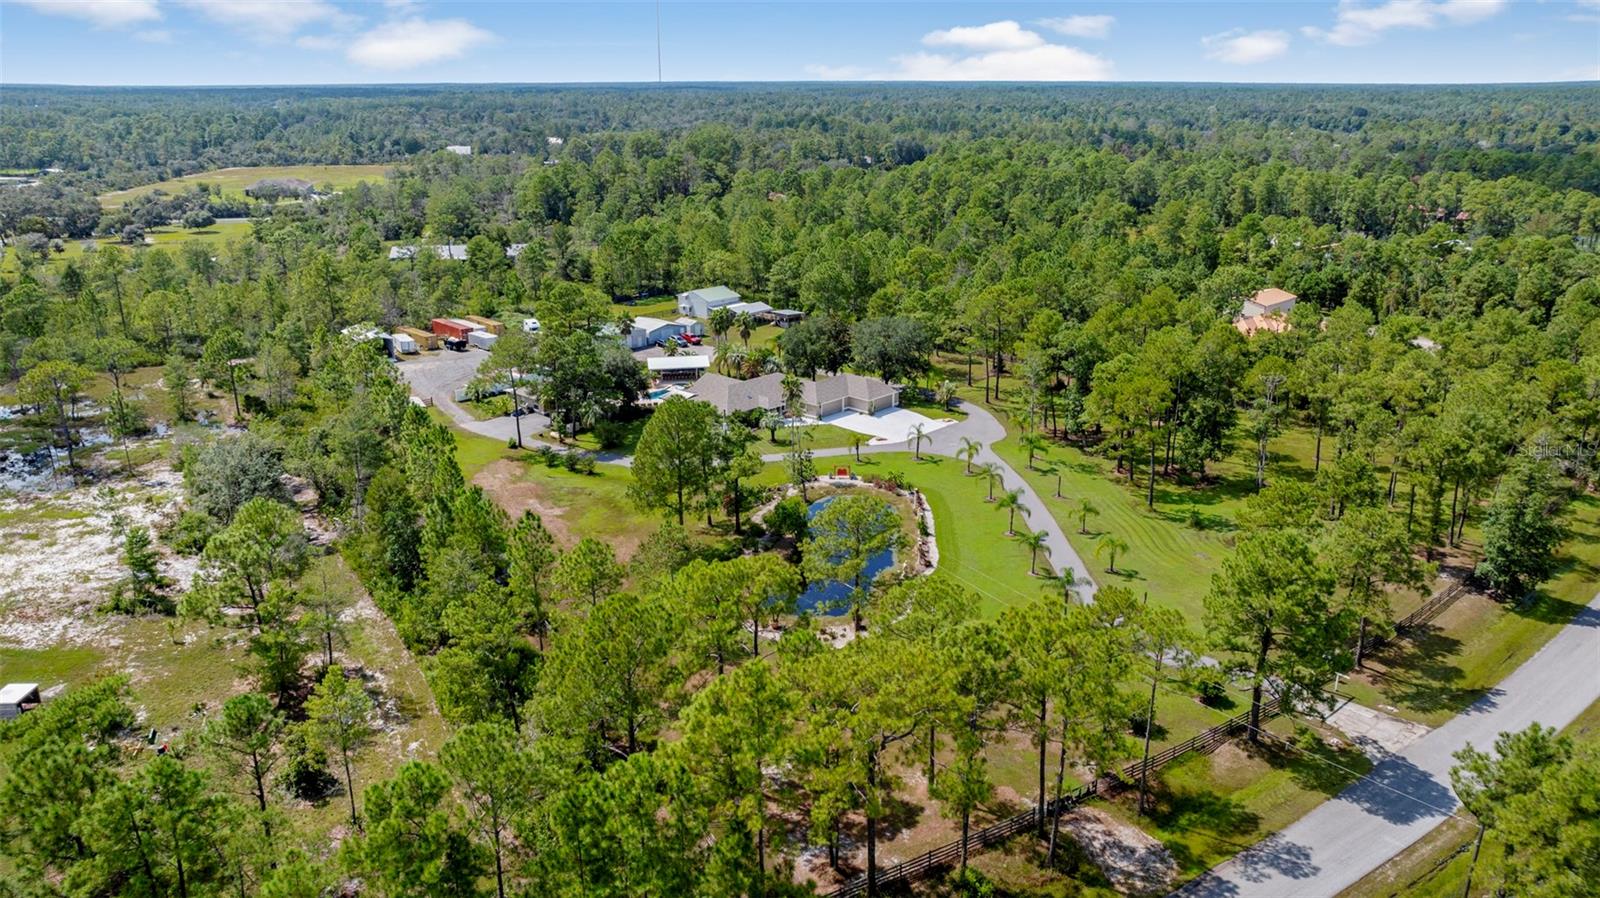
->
xmin=431 ymin=318 xmax=473 ymax=340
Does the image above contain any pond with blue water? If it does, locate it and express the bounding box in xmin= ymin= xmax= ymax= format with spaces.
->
xmin=795 ymin=493 xmax=898 ymax=616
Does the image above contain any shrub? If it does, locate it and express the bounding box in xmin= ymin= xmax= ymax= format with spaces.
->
xmin=163 ymin=510 xmax=218 ymax=555
xmin=1190 ymin=666 xmax=1229 ymax=706
xmin=592 ymin=419 xmax=630 ymax=450
xmin=279 ymin=726 xmax=338 ymax=801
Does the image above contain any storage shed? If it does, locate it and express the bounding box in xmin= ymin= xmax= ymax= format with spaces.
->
xmin=389 ymin=333 xmax=419 ymax=354
xmin=0 ymin=683 xmax=40 ymax=720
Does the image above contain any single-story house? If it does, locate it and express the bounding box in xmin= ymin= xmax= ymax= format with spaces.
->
xmin=626 ymin=316 xmax=704 ymax=350
xmin=806 ymin=373 xmax=899 ymax=417
xmin=0 ymin=683 xmax=40 ymax=720
xmin=677 ymin=285 xmax=742 ymax=318
xmin=1240 ymin=287 xmax=1297 ymax=319
xmin=685 ymin=372 xmax=899 ymax=418
xmin=647 ymin=355 xmax=712 ymax=381
xmin=686 ymin=372 xmax=787 ymax=415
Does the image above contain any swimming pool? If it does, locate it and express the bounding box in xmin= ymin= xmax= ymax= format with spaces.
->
xmin=795 ymin=494 xmax=897 ymax=616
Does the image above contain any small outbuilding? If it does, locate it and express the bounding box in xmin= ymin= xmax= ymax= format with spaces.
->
xmin=648 ymin=355 xmax=713 ymax=381
xmin=627 ymin=316 xmax=703 ymax=350
xmin=0 ymin=683 xmax=41 ymax=720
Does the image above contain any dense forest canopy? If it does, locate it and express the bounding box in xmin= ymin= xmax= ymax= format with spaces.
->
xmin=4 ymin=83 xmax=1600 ymax=191
xmin=2 ymin=83 xmax=1599 ymax=898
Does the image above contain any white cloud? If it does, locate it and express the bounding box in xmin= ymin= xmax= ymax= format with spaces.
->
xmin=13 ymin=0 xmax=159 ymax=28
xmin=346 ymin=17 xmax=492 ymax=69
xmin=1036 ymin=14 xmax=1115 ymax=40
xmin=134 ymin=28 xmax=172 ymax=43
xmin=922 ymin=20 xmax=1043 ymax=51
xmin=808 ymin=20 xmax=1112 ymax=81
xmin=1202 ymin=29 xmax=1291 ymax=64
xmin=892 ymin=44 xmax=1113 ymax=80
xmin=1303 ymin=0 xmax=1508 ymax=46
xmin=176 ymin=0 xmax=352 ymax=40
xmin=295 ymin=34 xmax=342 ymax=51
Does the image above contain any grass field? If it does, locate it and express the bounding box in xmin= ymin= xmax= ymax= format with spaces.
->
xmin=763 ymin=452 xmax=1059 ymax=615
xmin=98 ymin=164 xmax=394 ymax=208
xmin=0 ymin=220 xmax=255 ymax=275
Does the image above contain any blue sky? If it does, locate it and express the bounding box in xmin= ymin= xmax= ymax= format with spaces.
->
xmin=1 ymin=1 xmax=1596 ymax=85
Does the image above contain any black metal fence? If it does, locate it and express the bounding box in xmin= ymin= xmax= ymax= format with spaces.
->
xmin=825 ymin=697 xmax=1284 ymax=897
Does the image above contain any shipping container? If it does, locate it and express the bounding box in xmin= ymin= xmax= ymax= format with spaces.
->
xmin=463 ymin=315 xmax=505 ymax=336
xmin=431 ymin=318 xmax=474 ymax=340
xmin=399 ymin=326 xmax=439 ymax=350
xmin=467 ymin=329 xmax=498 ymax=350
xmin=389 ymin=333 xmax=419 ymax=354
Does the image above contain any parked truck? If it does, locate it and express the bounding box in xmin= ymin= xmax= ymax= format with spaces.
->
xmin=430 ymin=318 xmax=474 ymax=340
xmin=467 ymin=329 xmax=498 ymax=350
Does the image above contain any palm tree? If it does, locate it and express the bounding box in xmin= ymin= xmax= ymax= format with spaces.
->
xmin=1096 ymin=535 xmax=1128 ymax=575
xmin=708 ymin=306 xmax=735 ymax=344
xmin=736 ymin=311 xmax=756 ymax=347
xmin=958 ymin=437 xmax=982 ymax=475
xmin=1076 ymin=498 xmax=1099 ymax=535
xmin=715 ymin=342 xmax=745 ymax=375
xmin=1041 ymin=569 xmax=1078 ymax=607
xmin=849 ymin=432 xmax=866 ymax=462
xmin=977 ymin=462 xmax=1001 ymax=502
xmin=907 ymin=422 xmax=930 ymax=460
xmin=937 ymin=380 xmax=958 ymax=410
xmin=1016 ymin=529 xmax=1049 ymax=576
xmin=781 ymin=373 xmax=804 ymax=420
xmin=996 ymin=488 xmax=1028 ymax=535
xmin=1019 ymin=432 xmax=1048 ymax=471
xmin=760 ymin=412 xmax=783 ymax=443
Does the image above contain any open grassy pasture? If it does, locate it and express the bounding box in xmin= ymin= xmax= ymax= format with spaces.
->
xmin=98 ymin=164 xmax=394 ymax=208
xmin=0 ymin=220 xmax=255 ymax=275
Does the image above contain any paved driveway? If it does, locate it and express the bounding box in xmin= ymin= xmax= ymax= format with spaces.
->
xmin=1175 ymin=590 xmax=1600 ymax=898
xmin=820 ymin=407 xmax=957 ymax=444
xmin=394 ymin=350 xmax=552 ymax=445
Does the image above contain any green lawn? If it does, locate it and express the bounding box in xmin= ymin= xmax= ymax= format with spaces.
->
xmin=751 ymin=423 xmax=862 ymax=456
xmin=98 ymin=164 xmax=394 ymax=208
xmin=1 ymin=220 xmax=256 ymax=275
xmin=1099 ymin=726 xmax=1375 ymax=887
xmin=1337 ymin=491 xmax=1600 ymax=727
xmin=767 ymin=452 xmax=1058 ymax=615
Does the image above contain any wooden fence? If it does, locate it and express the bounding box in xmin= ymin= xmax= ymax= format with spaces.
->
xmin=1359 ymin=580 xmax=1468 ymax=656
xmin=825 ymin=697 xmax=1284 ymax=897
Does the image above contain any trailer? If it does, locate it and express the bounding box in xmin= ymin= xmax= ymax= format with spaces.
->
xmin=398 ymin=325 xmax=439 ymax=350
xmin=467 ymin=329 xmax=498 ymax=350
xmin=463 ymin=315 xmax=505 ymax=336
xmin=389 ymin=333 xmax=419 ymax=354
xmin=430 ymin=318 xmax=474 ymax=340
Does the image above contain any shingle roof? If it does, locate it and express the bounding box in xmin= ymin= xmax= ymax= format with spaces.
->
xmin=803 ymin=373 xmax=898 ymax=406
xmin=1251 ymin=287 xmax=1297 ymax=308
xmin=688 ymin=372 xmax=785 ymax=414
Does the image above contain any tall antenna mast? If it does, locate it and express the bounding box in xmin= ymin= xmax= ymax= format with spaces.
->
xmin=656 ymin=0 xmax=663 ymax=82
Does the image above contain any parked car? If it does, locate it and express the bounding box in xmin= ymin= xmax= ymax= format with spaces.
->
xmin=444 ymin=337 xmax=468 ymax=352
xmin=683 ymin=333 xmax=702 ymax=345
xmin=672 ymin=334 xmax=691 ymax=347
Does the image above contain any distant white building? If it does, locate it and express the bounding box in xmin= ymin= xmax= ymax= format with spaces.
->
xmin=676 ymin=285 xmax=742 ymax=319
xmin=547 ymin=136 xmax=565 ymax=146
xmin=627 ymin=316 xmax=704 ymax=350
xmin=445 ymin=145 xmax=472 ymax=156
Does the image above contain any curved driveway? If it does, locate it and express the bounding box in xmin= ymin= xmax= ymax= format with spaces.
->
xmin=757 ymin=402 xmax=1097 ymax=596
xmin=1174 ymin=589 xmax=1600 ymax=898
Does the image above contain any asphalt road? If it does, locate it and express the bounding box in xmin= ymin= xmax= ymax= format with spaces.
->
xmin=1174 ymin=588 xmax=1600 ymax=898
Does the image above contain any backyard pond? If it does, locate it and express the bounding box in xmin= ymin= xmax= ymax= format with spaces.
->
xmin=795 ymin=493 xmax=897 ymax=616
